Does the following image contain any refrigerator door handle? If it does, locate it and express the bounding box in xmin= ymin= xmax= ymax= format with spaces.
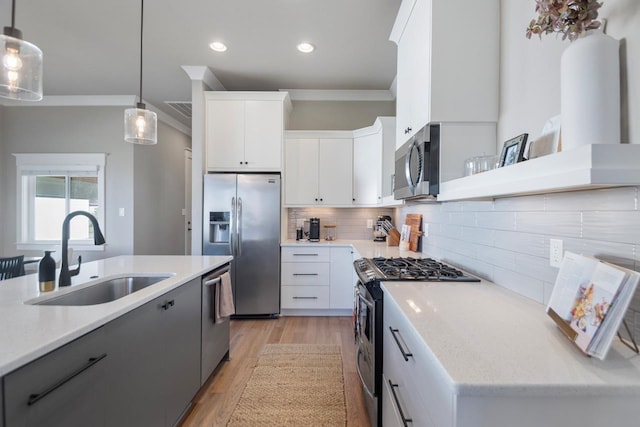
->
xmin=230 ymin=197 xmax=236 ymax=256
xmin=237 ymin=197 xmax=243 ymax=256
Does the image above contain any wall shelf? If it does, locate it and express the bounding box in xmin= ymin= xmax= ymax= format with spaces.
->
xmin=437 ymin=144 xmax=640 ymax=201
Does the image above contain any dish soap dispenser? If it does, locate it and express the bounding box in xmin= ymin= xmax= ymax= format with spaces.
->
xmin=38 ymin=251 xmax=56 ymax=292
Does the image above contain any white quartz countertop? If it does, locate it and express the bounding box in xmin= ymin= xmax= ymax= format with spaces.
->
xmin=282 ymin=239 xmax=421 ymax=259
xmin=382 ymin=281 xmax=640 ymax=397
xmin=0 ymin=255 xmax=232 ymax=376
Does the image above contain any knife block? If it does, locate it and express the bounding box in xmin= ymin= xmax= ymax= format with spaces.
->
xmin=387 ymin=229 xmax=400 ymax=246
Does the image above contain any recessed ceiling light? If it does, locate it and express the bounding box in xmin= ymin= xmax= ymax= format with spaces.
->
xmin=209 ymin=41 xmax=227 ymax=52
xmin=297 ymin=42 xmax=315 ymax=53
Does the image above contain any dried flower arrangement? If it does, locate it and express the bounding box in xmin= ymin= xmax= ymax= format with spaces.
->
xmin=526 ymin=0 xmax=603 ymax=41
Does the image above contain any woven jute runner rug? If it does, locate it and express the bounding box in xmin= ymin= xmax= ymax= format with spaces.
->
xmin=227 ymin=344 xmax=347 ymax=426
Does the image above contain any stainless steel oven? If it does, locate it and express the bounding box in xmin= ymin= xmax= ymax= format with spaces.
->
xmin=354 ymin=257 xmax=479 ymax=426
xmin=355 ymin=281 xmax=383 ymax=427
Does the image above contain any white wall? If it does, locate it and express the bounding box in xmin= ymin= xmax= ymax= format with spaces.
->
xmin=133 ymin=121 xmax=191 ymax=255
xmin=0 ymin=104 xmax=191 ymax=261
xmin=400 ymin=0 xmax=640 ymax=344
xmin=498 ymin=0 xmax=640 ymax=145
xmin=288 ymin=100 xmax=395 ymax=130
xmin=0 ymin=106 xmax=135 ymax=261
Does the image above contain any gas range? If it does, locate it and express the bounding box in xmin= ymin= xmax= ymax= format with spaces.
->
xmin=354 ymin=256 xmax=480 ymax=284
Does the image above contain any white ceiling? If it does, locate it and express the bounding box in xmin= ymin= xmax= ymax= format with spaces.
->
xmin=1 ymin=0 xmax=401 ymax=127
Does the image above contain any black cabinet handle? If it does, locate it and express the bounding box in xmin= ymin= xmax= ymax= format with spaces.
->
xmin=389 ymin=327 xmax=413 ymax=361
xmin=27 ymin=354 xmax=107 ymax=406
xmin=293 ymin=273 xmax=319 ymax=276
xmin=293 ymin=253 xmax=318 ymax=256
xmin=389 ymin=380 xmax=413 ymax=426
xmin=292 ymin=296 xmax=318 ymax=300
xmin=319 ymin=198 xmax=323 ymax=202
xmin=161 ymin=299 xmax=175 ymax=310
xmin=315 ymin=198 xmax=318 ymax=202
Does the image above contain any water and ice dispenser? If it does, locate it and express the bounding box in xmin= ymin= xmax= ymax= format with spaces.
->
xmin=209 ymin=211 xmax=230 ymax=243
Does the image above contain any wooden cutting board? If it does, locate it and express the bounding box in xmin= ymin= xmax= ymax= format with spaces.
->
xmin=404 ymin=214 xmax=423 ymax=252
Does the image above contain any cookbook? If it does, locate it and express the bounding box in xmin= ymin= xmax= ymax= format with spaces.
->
xmin=546 ymin=252 xmax=640 ymax=360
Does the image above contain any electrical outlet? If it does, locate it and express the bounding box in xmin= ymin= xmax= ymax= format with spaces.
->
xmin=550 ymin=239 xmax=563 ymax=267
xmin=423 ymin=223 xmax=429 ymax=237
xmin=366 ymin=219 xmax=373 ymax=229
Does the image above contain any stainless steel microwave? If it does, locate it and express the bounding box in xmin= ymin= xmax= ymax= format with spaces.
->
xmin=394 ymin=124 xmax=440 ymax=200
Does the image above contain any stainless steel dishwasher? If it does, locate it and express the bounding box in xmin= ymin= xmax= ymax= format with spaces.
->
xmin=201 ymin=263 xmax=231 ymax=385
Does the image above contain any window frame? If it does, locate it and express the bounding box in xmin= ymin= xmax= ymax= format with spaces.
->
xmin=14 ymin=153 xmax=106 ymax=251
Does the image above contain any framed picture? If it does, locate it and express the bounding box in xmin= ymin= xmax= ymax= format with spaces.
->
xmin=499 ymin=133 xmax=528 ymax=167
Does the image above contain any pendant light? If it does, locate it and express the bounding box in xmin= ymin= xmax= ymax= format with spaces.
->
xmin=124 ymin=0 xmax=157 ymax=145
xmin=0 ymin=0 xmax=43 ymax=101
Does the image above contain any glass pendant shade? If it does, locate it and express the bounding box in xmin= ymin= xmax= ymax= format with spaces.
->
xmin=124 ymin=102 xmax=157 ymax=145
xmin=0 ymin=28 xmax=43 ymax=101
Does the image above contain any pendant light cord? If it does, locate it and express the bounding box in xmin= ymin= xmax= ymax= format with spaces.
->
xmin=138 ymin=0 xmax=144 ymax=103
xmin=10 ymin=0 xmax=16 ymax=28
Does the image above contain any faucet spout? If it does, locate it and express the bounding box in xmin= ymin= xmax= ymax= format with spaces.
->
xmin=59 ymin=211 xmax=106 ymax=287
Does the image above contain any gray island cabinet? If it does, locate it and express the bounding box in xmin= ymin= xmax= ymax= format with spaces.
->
xmin=0 ymin=256 xmax=231 ymax=427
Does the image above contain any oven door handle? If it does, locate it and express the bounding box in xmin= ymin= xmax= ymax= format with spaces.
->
xmin=356 ymin=287 xmax=374 ymax=310
xmin=355 ymin=346 xmax=376 ymax=400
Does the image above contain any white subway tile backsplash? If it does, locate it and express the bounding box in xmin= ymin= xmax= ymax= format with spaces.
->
xmin=400 ymin=186 xmax=640 ymax=330
xmin=494 ymin=194 xmax=546 ymax=212
xmin=515 ymin=211 xmax=581 ymax=237
xmin=545 ymin=187 xmax=637 ymax=212
xmin=493 ymin=267 xmax=545 ymax=303
xmin=461 ymin=226 xmax=494 ymax=246
xmin=476 ymin=211 xmax=517 ymax=231
xmin=494 ymin=230 xmax=546 ymax=257
xmin=583 ymin=211 xmax=640 ymax=244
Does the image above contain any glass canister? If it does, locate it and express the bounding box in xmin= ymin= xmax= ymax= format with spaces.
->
xmin=324 ymin=225 xmax=336 ymax=241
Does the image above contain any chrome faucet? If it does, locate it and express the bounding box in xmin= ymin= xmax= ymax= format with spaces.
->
xmin=59 ymin=211 xmax=106 ymax=287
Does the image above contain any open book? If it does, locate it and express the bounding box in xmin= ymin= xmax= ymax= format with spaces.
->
xmin=546 ymin=252 xmax=640 ymax=360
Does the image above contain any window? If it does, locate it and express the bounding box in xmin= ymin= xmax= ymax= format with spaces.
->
xmin=14 ymin=153 xmax=106 ymax=250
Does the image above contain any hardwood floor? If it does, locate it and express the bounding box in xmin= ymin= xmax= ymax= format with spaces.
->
xmin=180 ymin=316 xmax=371 ymax=427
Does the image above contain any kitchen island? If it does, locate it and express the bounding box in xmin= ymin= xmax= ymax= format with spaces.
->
xmin=0 ymin=255 xmax=232 ymax=376
xmin=0 ymin=255 xmax=232 ymax=427
xmin=382 ymin=280 xmax=640 ymax=426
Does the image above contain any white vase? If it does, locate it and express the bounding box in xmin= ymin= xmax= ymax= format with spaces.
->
xmin=560 ymin=28 xmax=620 ymax=151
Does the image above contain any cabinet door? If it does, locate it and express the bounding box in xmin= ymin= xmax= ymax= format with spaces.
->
xmin=105 ymin=279 xmax=201 ymax=427
xmin=318 ymin=138 xmax=353 ymax=205
xmin=244 ymin=100 xmax=283 ymax=170
xmin=105 ymin=295 xmax=165 ymax=426
xmin=4 ymin=327 xmax=108 ymax=427
xmin=206 ymin=99 xmax=245 ymax=170
xmin=161 ymin=278 xmax=201 ymax=426
xmin=284 ymin=138 xmax=319 ymax=205
xmin=395 ymin=0 xmax=431 ymax=148
xmin=353 ymin=133 xmax=382 ymax=205
xmin=330 ymin=247 xmax=355 ymax=309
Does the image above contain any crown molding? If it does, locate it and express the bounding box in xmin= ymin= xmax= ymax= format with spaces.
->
xmin=280 ymin=89 xmax=395 ymax=102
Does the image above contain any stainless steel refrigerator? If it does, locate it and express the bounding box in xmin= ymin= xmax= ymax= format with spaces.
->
xmin=203 ymin=173 xmax=280 ymax=316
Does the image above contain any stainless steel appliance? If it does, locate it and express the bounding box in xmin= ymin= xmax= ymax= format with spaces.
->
xmin=374 ymin=215 xmax=392 ymax=242
xmin=394 ymin=124 xmax=438 ymax=200
xmin=394 ymin=122 xmax=498 ymax=201
xmin=203 ymin=173 xmax=281 ymax=316
xmin=201 ymin=263 xmax=231 ymax=385
xmin=354 ymin=257 xmax=479 ymax=426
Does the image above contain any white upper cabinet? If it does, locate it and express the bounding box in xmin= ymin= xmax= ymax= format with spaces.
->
xmin=318 ymin=138 xmax=353 ymax=205
xmin=284 ymin=132 xmax=353 ymax=207
xmin=205 ymin=92 xmax=291 ymax=171
xmin=391 ymin=0 xmax=499 ymax=148
xmin=353 ymin=117 xmax=396 ymax=205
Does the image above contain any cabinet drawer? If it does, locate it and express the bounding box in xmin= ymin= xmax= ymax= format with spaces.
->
xmin=383 ymin=293 xmax=453 ymax=427
xmin=281 ymin=285 xmax=330 ymax=309
xmin=4 ymin=327 xmax=108 ymax=427
xmin=382 ymin=373 xmax=435 ymax=427
xmin=281 ymin=262 xmax=330 ymax=286
xmin=281 ymin=246 xmax=330 ymax=262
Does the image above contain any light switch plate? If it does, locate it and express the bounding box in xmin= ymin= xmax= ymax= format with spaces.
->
xmin=550 ymin=239 xmax=563 ymax=267
xmin=366 ymin=219 xmax=373 ymax=229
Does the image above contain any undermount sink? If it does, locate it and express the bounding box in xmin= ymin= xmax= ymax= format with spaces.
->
xmin=35 ymin=275 xmax=171 ymax=306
